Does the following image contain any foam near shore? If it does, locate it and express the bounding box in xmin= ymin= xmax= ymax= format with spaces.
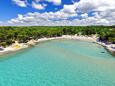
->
xmin=0 ymin=35 xmax=115 ymax=55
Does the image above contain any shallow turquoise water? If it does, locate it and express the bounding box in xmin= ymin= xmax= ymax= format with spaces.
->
xmin=0 ymin=39 xmax=115 ymax=86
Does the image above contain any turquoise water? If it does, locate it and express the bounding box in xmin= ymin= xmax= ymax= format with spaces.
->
xmin=0 ymin=39 xmax=115 ymax=86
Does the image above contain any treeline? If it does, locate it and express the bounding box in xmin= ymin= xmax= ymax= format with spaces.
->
xmin=0 ymin=26 xmax=115 ymax=47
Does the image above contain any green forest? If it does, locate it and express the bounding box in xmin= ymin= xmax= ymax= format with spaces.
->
xmin=0 ymin=26 xmax=115 ymax=47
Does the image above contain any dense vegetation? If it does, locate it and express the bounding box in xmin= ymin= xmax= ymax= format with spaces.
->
xmin=0 ymin=26 xmax=115 ymax=47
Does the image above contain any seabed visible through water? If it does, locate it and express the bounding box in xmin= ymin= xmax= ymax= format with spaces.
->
xmin=0 ymin=39 xmax=115 ymax=86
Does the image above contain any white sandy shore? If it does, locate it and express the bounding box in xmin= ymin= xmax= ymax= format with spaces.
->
xmin=0 ymin=43 xmax=28 ymax=55
xmin=0 ymin=35 xmax=115 ymax=55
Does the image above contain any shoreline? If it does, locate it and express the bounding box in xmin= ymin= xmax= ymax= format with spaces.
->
xmin=0 ymin=35 xmax=115 ymax=55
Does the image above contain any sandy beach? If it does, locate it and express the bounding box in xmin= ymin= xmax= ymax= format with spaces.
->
xmin=0 ymin=35 xmax=115 ymax=55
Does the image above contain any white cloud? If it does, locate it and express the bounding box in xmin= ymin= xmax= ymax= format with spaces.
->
xmin=52 ymin=0 xmax=61 ymax=5
xmin=12 ymin=0 xmax=61 ymax=9
xmin=34 ymin=0 xmax=62 ymax=5
xmin=63 ymin=4 xmax=76 ymax=14
xmin=12 ymin=0 xmax=27 ymax=7
xmin=35 ymin=0 xmax=41 ymax=2
xmin=8 ymin=11 xmax=114 ymax=26
xmin=81 ymin=13 xmax=88 ymax=18
xmin=7 ymin=17 xmax=111 ymax=26
xmin=8 ymin=6 xmax=77 ymax=26
xmin=18 ymin=14 xmax=23 ymax=20
xmin=32 ymin=2 xmax=45 ymax=10
xmin=76 ymin=0 xmax=115 ymax=12
xmin=6 ymin=0 xmax=115 ymax=26
xmin=7 ymin=11 xmax=111 ymax=26
xmin=46 ymin=0 xmax=61 ymax=5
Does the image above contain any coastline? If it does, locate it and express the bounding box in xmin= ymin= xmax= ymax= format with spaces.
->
xmin=62 ymin=35 xmax=115 ymax=54
xmin=0 ymin=35 xmax=115 ymax=55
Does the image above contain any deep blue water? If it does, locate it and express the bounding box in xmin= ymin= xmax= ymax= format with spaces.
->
xmin=0 ymin=39 xmax=115 ymax=86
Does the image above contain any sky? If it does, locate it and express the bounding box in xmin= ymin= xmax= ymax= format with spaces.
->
xmin=0 ymin=0 xmax=115 ymax=26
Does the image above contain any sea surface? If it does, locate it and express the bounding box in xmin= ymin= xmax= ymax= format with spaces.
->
xmin=0 ymin=39 xmax=115 ymax=86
